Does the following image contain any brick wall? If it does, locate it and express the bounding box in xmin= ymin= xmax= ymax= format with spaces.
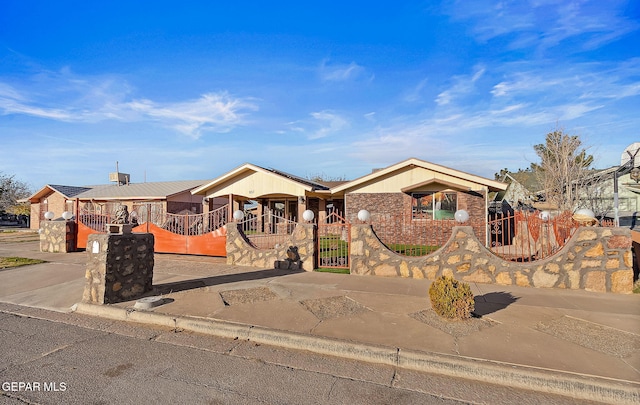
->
xmin=346 ymin=191 xmax=487 ymax=246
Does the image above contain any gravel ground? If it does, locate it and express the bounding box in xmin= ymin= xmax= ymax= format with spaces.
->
xmin=410 ymin=309 xmax=497 ymax=337
xmin=536 ymin=315 xmax=640 ymax=357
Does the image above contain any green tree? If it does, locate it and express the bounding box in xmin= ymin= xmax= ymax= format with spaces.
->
xmin=531 ymin=127 xmax=594 ymax=211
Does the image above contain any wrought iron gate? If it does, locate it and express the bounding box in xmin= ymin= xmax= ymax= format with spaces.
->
xmin=317 ymin=212 xmax=350 ymax=269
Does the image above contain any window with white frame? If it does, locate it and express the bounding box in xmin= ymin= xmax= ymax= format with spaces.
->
xmin=412 ymin=191 xmax=457 ymax=220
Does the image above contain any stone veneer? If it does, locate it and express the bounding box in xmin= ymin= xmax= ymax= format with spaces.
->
xmin=39 ymin=220 xmax=76 ymax=253
xmin=83 ymin=232 xmax=154 ymax=304
xmin=226 ymin=223 xmax=316 ymax=272
xmin=350 ymin=224 xmax=633 ymax=294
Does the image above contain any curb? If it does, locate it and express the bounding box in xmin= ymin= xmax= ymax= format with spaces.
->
xmin=72 ymin=302 xmax=640 ymax=404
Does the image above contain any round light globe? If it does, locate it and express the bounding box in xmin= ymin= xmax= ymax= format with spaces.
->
xmin=574 ymin=208 xmax=595 ymax=218
xmin=539 ymin=211 xmax=551 ymax=221
xmin=454 ymin=209 xmax=469 ymax=223
xmin=61 ymin=211 xmax=73 ymax=220
xmin=357 ymin=209 xmax=371 ymax=222
xmin=44 ymin=211 xmax=55 ymax=220
xmin=302 ymin=210 xmax=314 ymax=222
xmin=233 ymin=210 xmax=245 ymax=221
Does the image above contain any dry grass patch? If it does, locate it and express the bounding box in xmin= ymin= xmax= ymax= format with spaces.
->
xmin=0 ymin=257 xmax=46 ymax=269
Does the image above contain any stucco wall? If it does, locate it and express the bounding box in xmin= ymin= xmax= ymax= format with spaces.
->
xmin=350 ymin=224 xmax=633 ymax=293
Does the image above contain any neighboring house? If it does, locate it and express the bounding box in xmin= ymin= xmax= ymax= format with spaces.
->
xmin=73 ymin=179 xmax=213 ymax=221
xmin=579 ymin=165 xmax=640 ymax=226
xmin=499 ymin=172 xmax=540 ymax=208
xmin=27 ymin=180 xmax=219 ymax=230
xmin=27 ymin=184 xmax=92 ymax=230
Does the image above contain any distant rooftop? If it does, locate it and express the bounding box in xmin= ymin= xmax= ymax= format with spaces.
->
xmin=75 ymin=180 xmax=208 ymax=200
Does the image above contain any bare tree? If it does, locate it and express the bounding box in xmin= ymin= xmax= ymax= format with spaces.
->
xmin=531 ymin=127 xmax=594 ymax=212
xmin=0 ymin=173 xmax=32 ymax=215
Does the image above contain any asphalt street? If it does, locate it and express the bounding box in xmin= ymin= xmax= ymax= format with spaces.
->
xmin=0 ymin=305 xmax=603 ymax=405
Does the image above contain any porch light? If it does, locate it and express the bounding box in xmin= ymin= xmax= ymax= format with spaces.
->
xmin=302 ymin=210 xmax=314 ymax=222
xmin=44 ymin=211 xmax=54 ymax=221
xmin=233 ymin=210 xmax=245 ymax=221
xmin=454 ymin=209 xmax=469 ymax=223
xmin=357 ymin=209 xmax=371 ymax=223
xmin=62 ymin=211 xmax=73 ymax=220
xmin=539 ymin=211 xmax=550 ymax=221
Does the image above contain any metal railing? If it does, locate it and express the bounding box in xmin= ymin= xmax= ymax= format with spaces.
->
xmin=159 ymin=206 xmax=228 ymax=236
xmin=238 ymin=211 xmax=297 ymax=249
xmin=77 ymin=213 xmax=111 ymax=232
xmin=370 ymin=214 xmax=485 ymax=257
xmin=486 ymin=210 xmax=612 ymax=261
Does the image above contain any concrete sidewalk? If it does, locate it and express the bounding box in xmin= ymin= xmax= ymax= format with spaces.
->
xmin=1 ymin=238 xmax=639 ymax=403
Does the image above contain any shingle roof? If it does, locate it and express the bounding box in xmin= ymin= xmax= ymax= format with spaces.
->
xmin=27 ymin=184 xmax=94 ymax=202
xmin=48 ymin=185 xmax=93 ymax=198
xmin=75 ymin=180 xmax=208 ymax=200
xmin=264 ymin=167 xmax=330 ymax=191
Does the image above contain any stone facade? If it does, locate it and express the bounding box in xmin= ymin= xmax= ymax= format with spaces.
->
xmin=350 ymin=224 xmax=633 ymax=294
xmin=39 ymin=220 xmax=77 ymax=253
xmin=83 ymin=232 xmax=154 ymax=304
xmin=226 ymin=223 xmax=316 ymax=272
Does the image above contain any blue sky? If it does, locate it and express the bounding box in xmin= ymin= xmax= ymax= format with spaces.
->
xmin=1 ymin=1 xmax=639 ymax=190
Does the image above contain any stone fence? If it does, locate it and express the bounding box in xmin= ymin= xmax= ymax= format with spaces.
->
xmin=226 ymin=221 xmax=633 ymax=294
xmin=351 ymin=225 xmax=633 ymax=294
xmin=226 ymin=223 xmax=316 ymax=272
xmin=39 ymin=220 xmax=76 ymax=253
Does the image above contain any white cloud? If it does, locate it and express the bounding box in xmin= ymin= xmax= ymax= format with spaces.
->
xmin=444 ymin=0 xmax=639 ymax=52
xmin=127 ymin=93 xmax=257 ymax=138
xmin=403 ymin=78 xmax=429 ymax=103
xmin=0 ymin=70 xmax=257 ymax=138
xmin=309 ymin=110 xmax=349 ymax=139
xmin=319 ymin=60 xmax=369 ymax=82
xmin=435 ymin=66 xmax=485 ymax=106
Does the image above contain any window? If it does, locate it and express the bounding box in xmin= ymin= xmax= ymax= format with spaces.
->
xmin=412 ymin=192 xmax=457 ymax=220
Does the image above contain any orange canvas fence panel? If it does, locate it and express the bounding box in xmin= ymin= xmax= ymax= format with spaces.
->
xmin=76 ymin=220 xmax=105 ymax=249
xmin=139 ymin=222 xmax=188 ymax=254
xmin=186 ymin=225 xmax=227 ymax=256
xmin=76 ymin=207 xmax=228 ymax=256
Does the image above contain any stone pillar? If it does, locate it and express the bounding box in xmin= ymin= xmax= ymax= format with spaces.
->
xmin=40 ymin=220 xmax=77 ymax=253
xmin=83 ymin=231 xmax=154 ymax=304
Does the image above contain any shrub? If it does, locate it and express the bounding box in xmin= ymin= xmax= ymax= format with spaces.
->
xmin=428 ymin=275 xmax=475 ymax=320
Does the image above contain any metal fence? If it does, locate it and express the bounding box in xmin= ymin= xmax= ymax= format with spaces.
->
xmin=370 ymin=214 xmax=485 ymax=257
xmin=159 ymin=206 xmax=228 ymax=235
xmin=238 ymin=211 xmax=297 ymax=249
xmin=317 ymin=212 xmax=350 ymax=269
xmin=369 ymin=210 xmax=611 ymax=262
xmin=487 ymin=211 xmax=578 ymax=261
xmin=78 ymin=204 xmax=228 ymax=236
